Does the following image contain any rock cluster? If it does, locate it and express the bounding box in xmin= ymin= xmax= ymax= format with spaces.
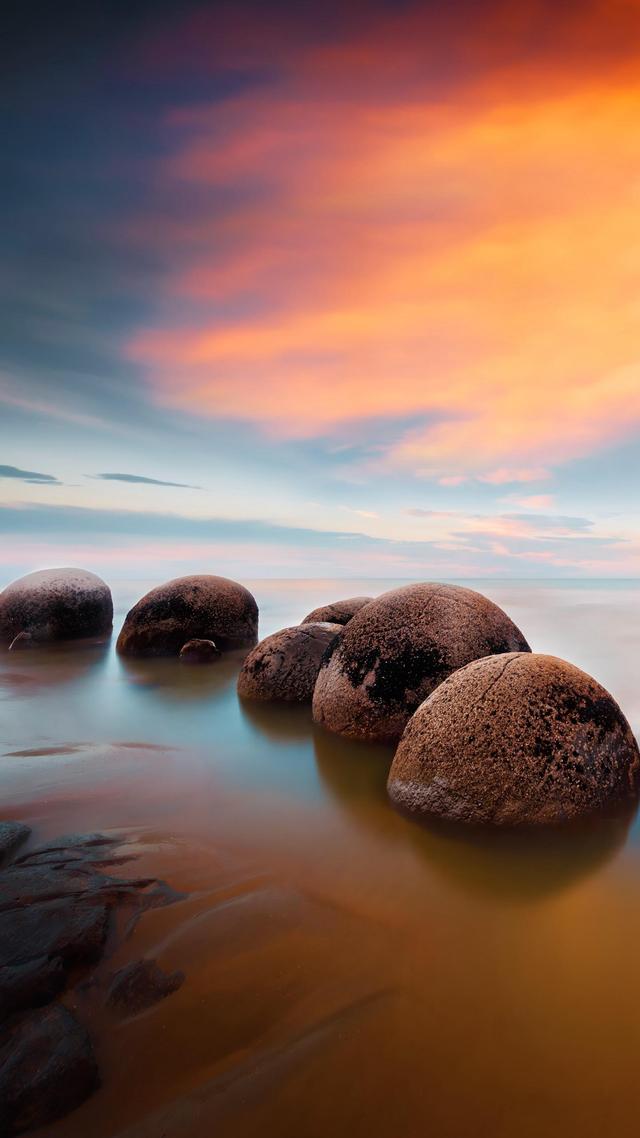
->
xmin=0 ymin=568 xmax=113 ymax=649
xmin=0 ymin=829 xmax=183 ymax=1134
xmin=388 ymin=653 xmax=640 ymax=826
xmin=312 ymin=583 xmax=531 ymax=744
xmin=238 ymin=623 xmax=342 ymax=703
xmin=117 ymin=575 xmax=258 ymax=658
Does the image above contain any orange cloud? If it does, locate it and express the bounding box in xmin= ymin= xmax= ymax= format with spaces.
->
xmin=128 ymin=2 xmax=640 ymax=480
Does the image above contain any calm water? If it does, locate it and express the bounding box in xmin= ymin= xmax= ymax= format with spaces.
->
xmin=2 ymin=578 xmax=640 ymax=1138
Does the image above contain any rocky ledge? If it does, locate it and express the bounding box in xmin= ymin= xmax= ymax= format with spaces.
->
xmin=0 ymin=827 xmax=185 ymax=1135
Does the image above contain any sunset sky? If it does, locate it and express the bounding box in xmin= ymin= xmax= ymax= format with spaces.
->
xmin=2 ymin=0 xmax=640 ymax=579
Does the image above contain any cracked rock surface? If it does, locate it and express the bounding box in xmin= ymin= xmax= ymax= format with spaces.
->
xmin=238 ymin=623 xmax=342 ymax=703
xmin=388 ymin=652 xmax=640 ymax=826
xmin=312 ymin=582 xmax=531 ymax=744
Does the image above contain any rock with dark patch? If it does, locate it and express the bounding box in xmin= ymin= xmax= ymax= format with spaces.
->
xmin=388 ymin=652 xmax=640 ymax=827
xmin=301 ymin=596 xmax=373 ymax=626
xmin=0 ymin=822 xmax=30 ymax=865
xmin=238 ymin=623 xmax=342 ymax=703
xmin=312 ymin=583 xmax=531 ymax=744
xmin=107 ymin=958 xmax=185 ymax=1017
xmin=117 ymin=575 xmax=258 ymax=657
xmin=0 ymin=568 xmax=113 ymax=648
xmin=179 ymin=638 xmax=221 ymax=664
xmin=0 ymin=1004 xmax=100 ymax=1134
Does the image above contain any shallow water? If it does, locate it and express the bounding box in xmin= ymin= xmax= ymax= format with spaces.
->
xmin=2 ymin=578 xmax=640 ymax=1138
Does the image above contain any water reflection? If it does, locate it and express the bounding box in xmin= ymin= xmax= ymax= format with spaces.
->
xmin=118 ymin=651 xmax=245 ymax=704
xmin=314 ymin=725 xmax=636 ymax=899
xmin=240 ymin=698 xmax=314 ymax=743
xmin=0 ymin=638 xmax=110 ymax=695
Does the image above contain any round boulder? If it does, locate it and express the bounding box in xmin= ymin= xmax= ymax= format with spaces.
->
xmin=179 ymin=638 xmax=220 ymax=664
xmin=117 ymin=575 xmax=258 ymax=658
xmin=388 ymin=652 xmax=640 ymax=827
xmin=312 ymin=582 xmax=530 ymax=744
xmin=0 ymin=568 xmax=113 ymax=648
xmin=238 ymin=623 xmax=342 ymax=703
xmin=301 ymin=596 xmax=373 ymax=626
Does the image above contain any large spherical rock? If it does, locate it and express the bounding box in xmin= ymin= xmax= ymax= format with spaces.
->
xmin=238 ymin=623 xmax=342 ymax=703
xmin=0 ymin=568 xmax=113 ymax=648
xmin=388 ymin=652 xmax=640 ymax=827
xmin=117 ymin=575 xmax=258 ymax=658
xmin=312 ymin=583 xmax=530 ymax=744
xmin=301 ymin=596 xmax=373 ymax=626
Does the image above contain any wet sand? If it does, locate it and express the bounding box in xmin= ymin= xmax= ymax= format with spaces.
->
xmin=1 ymin=579 xmax=640 ymax=1138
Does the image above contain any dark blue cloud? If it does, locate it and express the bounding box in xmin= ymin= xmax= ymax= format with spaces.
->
xmin=92 ymin=472 xmax=201 ymax=489
xmin=0 ymin=464 xmax=58 ymax=484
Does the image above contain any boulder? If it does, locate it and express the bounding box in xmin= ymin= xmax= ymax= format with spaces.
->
xmin=312 ymin=583 xmax=530 ymax=743
xmin=107 ymin=958 xmax=185 ymax=1017
xmin=301 ymin=596 xmax=373 ymax=626
xmin=0 ymin=1004 xmax=99 ymax=1134
xmin=238 ymin=623 xmax=342 ymax=703
xmin=117 ymin=575 xmax=258 ymax=658
xmin=179 ymin=638 xmax=221 ymax=664
xmin=388 ymin=652 xmax=640 ymax=827
xmin=0 ymin=568 xmax=113 ymax=648
xmin=0 ymin=822 xmax=30 ymax=865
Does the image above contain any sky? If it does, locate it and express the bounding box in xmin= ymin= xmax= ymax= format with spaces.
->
xmin=1 ymin=0 xmax=640 ymax=581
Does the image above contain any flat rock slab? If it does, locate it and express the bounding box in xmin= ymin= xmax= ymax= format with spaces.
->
xmin=0 ymin=1003 xmax=100 ymax=1135
xmin=107 ymin=958 xmax=185 ymax=1017
xmin=0 ymin=832 xmax=184 ymax=1028
xmin=0 ymin=821 xmax=30 ymax=865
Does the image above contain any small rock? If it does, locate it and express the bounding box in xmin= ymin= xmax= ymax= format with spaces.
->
xmin=238 ymin=623 xmax=342 ymax=703
xmin=107 ymin=958 xmax=185 ymax=1016
xmin=388 ymin=652 xmax=640 ymax=826
xmin=0 ymin=568 xmax=113 ymax=647
xmin=313 ymin=582 xmax=531 ymax=744
xmin=117 ymin=574 xmax=258 ymax=657
xmin=301 ymin=596 xmax=373 ymax=626
xmin=0 ymin=1004 xmax=100 ymax=1135
xmin=179 ymin=638 xmax=220 ymax=664
xmin=0 ymin=822 xmax=30 ymax=865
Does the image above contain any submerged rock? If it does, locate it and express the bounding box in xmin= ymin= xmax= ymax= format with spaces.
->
xmin=0 ymin=822 xmax=30 ymax=865
xmin=117 ymin=575 xmax=258 ymax=658
xmin=0 ymin=568 xmax=113 ymax=648
xmin=301 ymin=596 xmax=373 ymax=626
xmin=107 ymin=958 xmax=185 ymax=1017
xmin=388 ymin=652 xmax=640 ymax=827
xmin=312 ymin=583 xmax=530 ymax=744
xmin=0 ymin=831 xmax=183 ymax=1019
xmin=179 ymin=638 xmax=221 ymax=664
xmin=0 ymin=1004 xmax=100 ymax=1135
xmin=238 ymin=623 xmax=342 ymax=703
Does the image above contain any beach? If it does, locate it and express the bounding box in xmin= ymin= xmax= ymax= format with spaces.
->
xmin=2 ymin=578 xmax=640 ymax=1137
